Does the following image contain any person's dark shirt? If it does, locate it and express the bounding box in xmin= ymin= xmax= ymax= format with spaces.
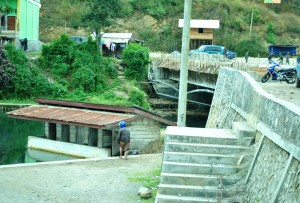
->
xmin=118 ymin=128 xmax=130 ymax=142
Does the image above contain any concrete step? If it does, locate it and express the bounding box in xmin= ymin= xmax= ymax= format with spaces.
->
xmin=117 ymin=76 xmax=125 ymax=79
xmin=165 ymin=127 xmax=239 ymax=145
xmin=164 ymin=151 xmax=241 ymax=165
xmin=160 ymin=172 xmax=241 ymax=186
xmin=158 ymin=183 xmax=244 ymax=199
xmin=156 ymin=193 xmax=231 ymax=203
xmin=162 ymin=161 xmax=240 ymax=175
xmin=232 ymin=122 xmax=255 ymax=146
xmin=165 ymin=142 xmax=249 ymax=154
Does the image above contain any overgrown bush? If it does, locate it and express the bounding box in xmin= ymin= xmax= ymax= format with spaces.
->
xmin=122 ymin=44 xmax=150 ymax=81
xmin=265 ymin=23 xmax=276 ymax=44
xmin=72 ymin=67 xmax=96 ymax=92
xmin=38 ymin=34 xmax=119 ymax=94
xmin=236 ymin=35 xmax=267 ymax=57
xmin=2 ymin=44 xmax=55 ymax=99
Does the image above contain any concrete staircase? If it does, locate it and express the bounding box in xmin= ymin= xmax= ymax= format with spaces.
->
xmin=117 ymin=64 xmax=125 ymax=80
xmin=156 ymin=122 xmax=255 ymax=203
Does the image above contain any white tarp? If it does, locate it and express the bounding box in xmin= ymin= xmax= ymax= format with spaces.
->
xmin=178 ymin=19 xmax=220 ymax=29
xmin=102 ymin=33 xmax=132 ymax=43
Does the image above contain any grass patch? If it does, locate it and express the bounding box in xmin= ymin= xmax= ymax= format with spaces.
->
xmin=24 ymin=51 xmax=41 ymax=59
xmin=128 ymin=168 xmax=161 ymax=202
xmin=0 ymin=99 xmax=37 ymax=105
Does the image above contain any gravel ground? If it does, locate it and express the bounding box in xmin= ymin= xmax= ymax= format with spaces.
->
xmin=0 ymin=153 xmax=162 ymax=203
xmin=259 ymin=81 xmax=300 ymax=108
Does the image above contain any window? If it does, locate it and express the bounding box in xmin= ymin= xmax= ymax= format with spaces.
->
xmin=198 ymin=28 xmax=204 ymax=33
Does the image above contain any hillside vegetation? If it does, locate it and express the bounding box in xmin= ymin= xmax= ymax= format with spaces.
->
xmin=40 ymin=0 xmax=300 ymax=57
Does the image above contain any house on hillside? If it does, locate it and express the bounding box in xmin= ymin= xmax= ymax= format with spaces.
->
xmin=0 ymin=0 xmax=41 ymax=51
xmin=101 ymin=33 xmax=143 ymax=58
xmin=7 ymin=99 xmax=176 ymax=160
xmin=178 ymin=19 xmax=220 ymax=50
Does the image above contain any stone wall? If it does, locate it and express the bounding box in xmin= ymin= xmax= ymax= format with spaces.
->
xmin=15 ymin=40 xmax=43 ymax=52
xmin=206 ymin=67 xmax=300 ymax=202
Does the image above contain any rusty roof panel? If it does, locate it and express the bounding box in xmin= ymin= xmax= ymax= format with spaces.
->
xmin=34 ymin=98 xmax=177 ymax=126
xmin=7 ymin=106 xmax=136 ymax=128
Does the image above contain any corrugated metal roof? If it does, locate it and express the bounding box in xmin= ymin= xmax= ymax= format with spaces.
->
xmin=7 ymin=105 xmax=137 ymax=129
xmin=33 ymin=98 xmax=177 ymax=126
xmin=178 ymin=19 xmax=220 ymax=29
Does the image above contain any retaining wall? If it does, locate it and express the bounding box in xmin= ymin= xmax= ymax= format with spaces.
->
xmin=206 ymin=67 xmax=300 ymax=202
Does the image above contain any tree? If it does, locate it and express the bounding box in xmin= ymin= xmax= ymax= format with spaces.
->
xmin=122 ymin=43 xmax=150 ymax=81
xmin=82 ymin=0 xmax=122 ymax=53
xmin=265 ymin=23 xmax=276 ymax=44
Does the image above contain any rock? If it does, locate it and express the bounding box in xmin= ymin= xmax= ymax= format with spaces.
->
xmin=138 ymin=186 xmax=152 ymax=199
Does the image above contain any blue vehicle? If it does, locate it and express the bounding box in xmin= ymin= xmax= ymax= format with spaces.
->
xmin=189 ymin=45 xmax=227 ymax=56
xmin=69 ymin=36 xmax=88 ymax=43
xmin=296 ymin=56 xmax=300 ymax=88
xmin=226 ymin=50 xmax=236 ymax=59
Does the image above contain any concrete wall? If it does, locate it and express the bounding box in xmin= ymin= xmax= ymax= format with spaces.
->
xmin=206 ymin=67 xmax=300 ymax=202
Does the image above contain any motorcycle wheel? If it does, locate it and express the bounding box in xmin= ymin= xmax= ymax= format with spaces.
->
xmin=285 ymin=74 xmax=296 ymax=84
xmin=261 ymin=72 xmax=271 ymax=83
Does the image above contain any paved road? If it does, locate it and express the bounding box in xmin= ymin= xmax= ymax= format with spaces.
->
xmin=259 ymin=81 xmax=300 ymax=108
xmin=0 ymin=153 xmax=162 ymax=203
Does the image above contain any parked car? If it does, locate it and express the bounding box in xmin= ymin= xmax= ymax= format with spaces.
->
xmin=69 ymin=36 xmax=88 ymax=43
xmin=189 ymin=45 xmax=227 ymax=56
xmin=226 ymin=50 xmax=237 ymax=59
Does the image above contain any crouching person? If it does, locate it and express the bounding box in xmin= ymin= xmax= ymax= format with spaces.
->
xmin=118 ymin=121 xmax=130 ymax=160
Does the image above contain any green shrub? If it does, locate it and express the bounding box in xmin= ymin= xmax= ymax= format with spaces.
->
xmin=50 ymin=83 xmax=68 ymax=98
xmin=51 ymin=62 xmax=70 ymax=79
xmin=236 ymin=35 xmax=267 ymax=57
xmin=265 ymin=23 xmax=276 ymax=44
xmin=129 ymin=89 xmax=150 ymax=109
xmin=4 ymin=43 xmax=28 ymax=65
xmin=72 ymin=67 xmax=96 ymax=92
xmin=122 ymin=44 xmax=149 ymax=81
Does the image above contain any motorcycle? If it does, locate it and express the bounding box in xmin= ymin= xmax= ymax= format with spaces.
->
xmin=261 ymin=61 xmax=296 ymax=84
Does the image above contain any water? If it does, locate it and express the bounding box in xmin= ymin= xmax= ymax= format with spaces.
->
xmin=0 ymin=105 xmax=44 ymax=165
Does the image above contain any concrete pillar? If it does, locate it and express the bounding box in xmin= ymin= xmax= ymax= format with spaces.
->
xmin=44 ymin=123 xmax=49 ymax=138
xmin=56 ymin=124 xmax=62 ymax=141
xmin=61 ymin=124 xmax=70 ymax=142
xmin=70 ymin=125 xmax=76 ymax=143
xmin=76 ymin=126 xmax=85 ymax=145
xmin=97 ymin=129 xmax=103 ymax=147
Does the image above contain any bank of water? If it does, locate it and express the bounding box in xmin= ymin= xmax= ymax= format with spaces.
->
xmin=0 ymin=105 xmax=44 ymax=165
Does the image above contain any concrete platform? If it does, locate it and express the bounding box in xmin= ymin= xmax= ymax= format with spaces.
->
xmin=0 ymin=153 xmax=162 ymax=203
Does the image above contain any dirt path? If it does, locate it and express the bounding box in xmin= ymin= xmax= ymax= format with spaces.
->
xmin=0 ymin=153 xmax=162 ymax=203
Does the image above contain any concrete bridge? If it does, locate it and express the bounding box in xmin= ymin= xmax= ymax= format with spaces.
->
xmin=149 ymin=53 xmax=298 ymax=106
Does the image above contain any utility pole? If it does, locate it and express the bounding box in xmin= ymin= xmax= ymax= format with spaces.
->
xmin=177 ymin=0 xmax=192 ymax=127
xmin=249 ymin=1 xmax=254 ymax=37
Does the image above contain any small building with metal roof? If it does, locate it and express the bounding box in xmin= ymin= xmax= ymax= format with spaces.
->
xmin=7 ymin=99 xmax=176 ymax=159
xmin=268 ymin=44 xmax=299 ymax=57
xmin=178 ymin=19 xmax=220 ymax=49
